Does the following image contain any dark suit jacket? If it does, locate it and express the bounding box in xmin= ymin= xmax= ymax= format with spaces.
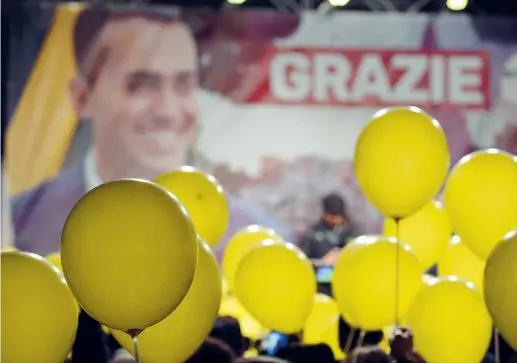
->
xmin=11 ymin=162 xmax=293 ymax=259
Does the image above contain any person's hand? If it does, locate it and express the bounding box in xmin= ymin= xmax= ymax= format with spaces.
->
xmin=322 ymin=248 xmax=342 ymax=265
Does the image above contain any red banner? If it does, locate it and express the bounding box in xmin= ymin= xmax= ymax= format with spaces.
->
xmin=246 ymin=48 xmax=491 ymax=109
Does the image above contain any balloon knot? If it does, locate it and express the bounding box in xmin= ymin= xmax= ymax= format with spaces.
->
xmin=125 ymin=329 xmax=142 ymax=338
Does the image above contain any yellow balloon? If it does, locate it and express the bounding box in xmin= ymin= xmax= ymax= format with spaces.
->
xmin=223 ymin=225 xmax=283 ymax=292
xmin=235 ymin=240 xmax=316 ymax=333
xmin=438 ymin=235 xmax=485 ymax=290
xmin=406 ymin=277 xmax=492 ymax=363
xmin=112 ymin=238 xmax=222 ymax=363
xmin=303 ymin=294 xmax=344 ymax=360
xmin=46 ymin=252 xmax=63 ymax=272
xmin=444 ymin=149 xmax=517 ymax=260
xmin=332 ymin=237 xmax=374 ymax=327
xmin=61 ymin=179 xmax=198 ymax=331
xmin=1 ymin=251 xmax=78 ymax=363
xmin=332 ymin=236 xmax=423 ymax=330
xmin=354 ymin=107 xmax=450 ymax=218
xmin=155 ymin=167 xmax=229 ymax=247
xmin=384 ymin=201 xmax=451 ymax=269
xmin=484 ymin=230 xmax=517 ymax=351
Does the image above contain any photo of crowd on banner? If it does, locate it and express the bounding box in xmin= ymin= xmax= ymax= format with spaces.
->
xmin=2 ymin=3 xmax=517 ymax=363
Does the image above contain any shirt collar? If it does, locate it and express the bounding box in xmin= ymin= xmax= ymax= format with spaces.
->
xmin=84 ymin=149 xmax=103 ymax=193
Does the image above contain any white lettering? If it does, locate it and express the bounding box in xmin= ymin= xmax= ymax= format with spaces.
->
xmin=392 ymin=55 xmax=427 ymax=103
xmin=352 ymin=54 xmax=390 ymax=101
xmin=270 ymin=53 xmax=310 ymax=102
xmin=430 ymin=56 xmax=446 ymax=104
xmin=449 ymin=56 xmax=483 ymax=105
xmin=313 ymin=54 xmax=350 ymax=102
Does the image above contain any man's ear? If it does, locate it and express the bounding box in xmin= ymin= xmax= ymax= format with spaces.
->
xmin=69 ymin=75 xmax=91 ymax=118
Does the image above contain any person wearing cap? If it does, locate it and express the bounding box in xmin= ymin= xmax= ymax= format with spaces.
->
xmin=297 ymin=193 xmax=358 ymax=266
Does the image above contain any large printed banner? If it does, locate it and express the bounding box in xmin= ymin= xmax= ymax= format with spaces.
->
xmin=5 ymin=5 xmax=517 ymax=260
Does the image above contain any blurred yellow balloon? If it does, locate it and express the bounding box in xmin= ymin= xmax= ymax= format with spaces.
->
xmin=303 ymin=294 xmax=344 ymax=360
xmin=484 ymin=230 xmax=517 ymax=351
xmin=438 ymin=235 xmax=485 ymax=290
xmin=223 ymin=225 xmax=283 ymax=292
xmin=61 ymin=179 xmax=198 ymax=331
xmin=384 ymin=201 xmax=451 ymax=269
xmin=1 ymin=251 xmax=78 ymax=363
xmin=222 ymin=277 xmax=230 ymax=296
xmin=235 ymin=240 xmax=316 ymax=333
xmin=444 ymin=149 xmax=517 ymax=260
xmin=332 ymin=237 xmax=373 ymax=327
xmin=46 ymin=252 xmax=63 ymax=273
xmin=333 ymin=236 xmax=423 ymax=330
xmin=155 ymin=167 xmax=229 ymax=247
xmin=112 ymin=238 xmax=222 ymax=363
xmin=219 ymin=295 xmax=267 ymax=340
xmin=2 ymin=247 xmax=17 ymax=252
xmin=354 ymin=107 xmax=449 ymax=218
xmin=406 ymin=277 xmax=491 ymax=363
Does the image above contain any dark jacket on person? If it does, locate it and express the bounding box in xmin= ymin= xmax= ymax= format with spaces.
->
xmin=298 ymin=220 xmax=358 ymax=260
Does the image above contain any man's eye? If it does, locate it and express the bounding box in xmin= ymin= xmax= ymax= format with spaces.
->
xmin=126 ymin=75 xmax=159 ymax=93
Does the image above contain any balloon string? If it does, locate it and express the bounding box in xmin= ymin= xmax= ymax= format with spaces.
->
xmin=350 ymin=331 xmax=367 ymax=363
xmin=494 ymin=328 xmax=501 ymax=363
xmin=344 ymin=327 xmax=356 ymax=354
xmin=394 ymin=217 xmax=401 ymax=328
xmin=132 ymin=335 xmax=141 ymax=363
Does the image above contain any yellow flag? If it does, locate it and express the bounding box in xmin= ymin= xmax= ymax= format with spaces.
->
xmin=7 ymin=4 xmax=83 ymax=195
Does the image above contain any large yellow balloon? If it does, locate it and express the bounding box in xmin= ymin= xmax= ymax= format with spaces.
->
xmin=384 ymin=201 xmax=451 ymax=269
xmin=406 ymin=277 xmax=492 ymax=363
xmin=438 ymin=236 xmax=485 ymax=290
xmin=112 ymin=238 xmax=222 ymax=363
xmin=155 ymin=167 xmax=229 ymax=247
xmin=223 ymin=225 xmax=283 ymax=292
xmin=354 ymin=107 xmax=450 ymax=218
xmin=332 ymin=236 xmax=374 ymax=327
xmin=332 ymin=236 xmax=423 ymax=330
xmin=303 ymin=294 xmax=344 ymax=360
xmin=235 ymin=240 xmax=316 ymax=333
xmin=444 ymin=149 xmax=517 ymax=260
xmin=1 ymin=251 xmax=78 ymax=363
xmin=484 ymin=230 xmax=517 ymax=351
xmin=61 ymin=179 xmax=198 ymax=331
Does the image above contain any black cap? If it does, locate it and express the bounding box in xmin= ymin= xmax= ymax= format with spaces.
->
xmin=322 ymin=193 xmax=346 ymax=215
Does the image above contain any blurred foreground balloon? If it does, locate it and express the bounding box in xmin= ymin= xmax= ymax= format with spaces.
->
xmin=46 ymin=251 xmax=63 ymax=272
xmin=235 ymin=240 xmax=316 ymax=333
xmin=155 ymin=167 xmax=229 ymax=247
xmin=438 ymin=235 xmax=485 ymax=290
xmin=444 ymin=149 xmax=517 ymax=260
xmin=484 ymin=230 xmax=517 ymax=350
xmin=354 ymin=107 xmax=449 ymax=218
xmin=332 ymin=236 xmax=423 ymax=330
xmin=406 ymin=277 xmax=491 ymax=363
xmin=384 ymin=201 xmax=451 ymax=269
xmin=61 ymin=179 xmax=198 ymax=331
xmin=223 ymin=225 xmax=283 ymax=292
xmin=113 ymin=238 xmax=222 ymax=363
xmin=303 ymin=294 xmax=344 ymax=360
xmin=332 ymin=237 xmax=373 ymax=327
xmin=1 ymin=251 xmax=78 ymax=363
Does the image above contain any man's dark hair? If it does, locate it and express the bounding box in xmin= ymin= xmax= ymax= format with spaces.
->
xmin=72 ymin=6 xmax=207 ymax=82
xmin=338 ymin=318 xmax=383 ymax=354
xmin=275 ymin=343 xmax=335 ymax=363
xmin=210 ymin=316 xmax=249 ymax=357
xmin=186 ymin=337 xmax=237 ymax=363
xmin=343 ymin=346 xmax=393 ymax=363
xmin=238 ymin=357 xmax=291 ymax=363
xmin=322 ymin=193 xmax=346 ymax=215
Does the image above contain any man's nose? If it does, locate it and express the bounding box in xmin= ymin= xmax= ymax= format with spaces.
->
xmin=153 ymin=87 xmax=184 ymax=125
